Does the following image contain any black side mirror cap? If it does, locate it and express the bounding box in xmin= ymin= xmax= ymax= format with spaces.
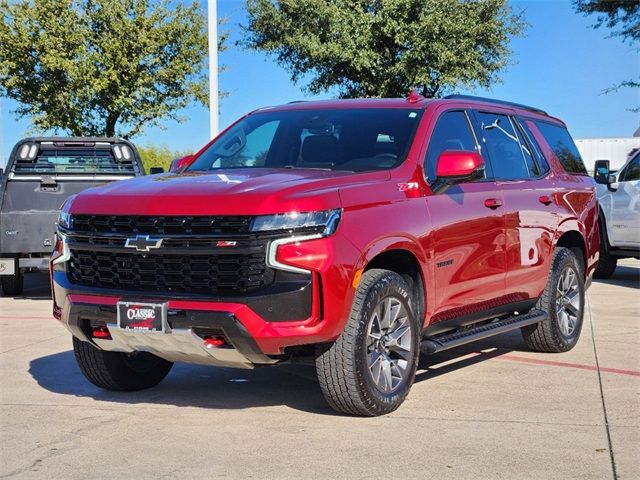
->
xmin=594 ymin=159 xmax=611 ymax=184
xmin=149 ymin=167 xmax=164 ymax=174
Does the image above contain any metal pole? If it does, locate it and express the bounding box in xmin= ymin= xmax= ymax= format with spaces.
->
xmin=207 ymin=0 xmax=218 ymax=139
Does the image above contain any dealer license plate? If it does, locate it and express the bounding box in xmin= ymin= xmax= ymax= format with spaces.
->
xmin=117 ymin=301 xmax=167 ymax=332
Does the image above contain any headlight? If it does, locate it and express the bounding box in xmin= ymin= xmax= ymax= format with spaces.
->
xmin=58 ymin=211 xmax=73 ymax=229
xmin=251 ymin=209 xmax=341 ymax=235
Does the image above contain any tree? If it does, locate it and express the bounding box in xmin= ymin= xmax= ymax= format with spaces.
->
xmin=242 ymin=0 xmax=526 ymax=98
xmin=573 ymin=0 xmax=639 ymax=43
xmin=0 ymin=0 xmax=226 ymax=137
xmin=137 ymin=144 xmax=193 ymax=172
xmin=573 ymin=1 xmax=639 ymax=110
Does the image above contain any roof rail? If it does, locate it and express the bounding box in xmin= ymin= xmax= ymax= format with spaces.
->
xmin=287 ymin=100 xmax=307 ymax=104
xmin=443 ymin=94 xmax=547 ymax=116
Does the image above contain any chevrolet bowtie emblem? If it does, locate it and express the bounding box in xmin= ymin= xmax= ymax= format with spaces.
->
xmin=125 ymin=235 xmax=163 ymax=252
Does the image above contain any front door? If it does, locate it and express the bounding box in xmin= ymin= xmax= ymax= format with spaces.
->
xmin=610 ymin=153 xmax=640 ymax=246
xmin=423 ymin=110 xmax=506 ymax=325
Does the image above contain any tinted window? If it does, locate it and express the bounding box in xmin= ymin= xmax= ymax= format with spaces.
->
xmin=513 ymin=121 xmax=539 ymax=176
xmin=477 ymin=112 xmax=530 ymax=180
xmin=188 ymin=108 xmax=423 ymax=173
xmin=12 ymin=147 xmax=135 ymax=175
xmin=619 ymin=154 xmax=640 ymax=182
xmin=518 ymin=119 xmax=550 ymax=174
xmin=424 ymin=111 xmax=478 ymax=180
xmin=534 ymin=121 xmax=587 ymax=174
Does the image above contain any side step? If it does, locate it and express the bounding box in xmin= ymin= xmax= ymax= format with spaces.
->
xmin=421 ymin=309 xmax=547 ymax=354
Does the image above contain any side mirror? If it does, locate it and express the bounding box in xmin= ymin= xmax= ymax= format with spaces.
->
xmin=436 ymin=150 xmax=485 ymax=183
xmin=169 ymin=155 xmax=194 ymax=173
xmin=594 ymin=159 xmax=611 ymax=184
xmin=149 ymin=167 xmax=164 ymax=174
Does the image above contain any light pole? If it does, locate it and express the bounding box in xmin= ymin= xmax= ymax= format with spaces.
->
xmin=207 ymin=0 xmax=218 ymax=139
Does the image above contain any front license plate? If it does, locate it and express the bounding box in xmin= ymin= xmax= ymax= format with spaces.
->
xmin=0 ymin=258 xmax=15 ymax=276
xmin=117 ymin=302 xmax=167 ymax=332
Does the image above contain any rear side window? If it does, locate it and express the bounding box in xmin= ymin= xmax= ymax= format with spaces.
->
xmin=517 ymin=119 xmax=550 ymax=174
xmin=424 ymin=111 xmax=478 ymax=181
xmin=534 ymin=121 xmax=587 ymax=174
xmin=476 ymin=112 xmax=530 ymax=180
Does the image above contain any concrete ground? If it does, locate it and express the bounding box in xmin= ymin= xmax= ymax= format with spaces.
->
xmin=0 ymin=261 xmax=638 ymax=480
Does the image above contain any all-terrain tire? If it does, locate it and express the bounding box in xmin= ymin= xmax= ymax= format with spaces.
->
xmin=315 ymin=269 xmax=420 ymax=416
xmin=1 ymin=270 xmax=24 ymax=296
xmin=73 ymin=336 xmax=173 ymax=391
xmin=521 ymin=247 xmax=585 ymax=353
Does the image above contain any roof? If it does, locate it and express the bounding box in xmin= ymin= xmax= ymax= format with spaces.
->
xmin=259 ymin=94 xmax=557 ymax=122
xmin=261 ymin=97 xmax=433 ymax=112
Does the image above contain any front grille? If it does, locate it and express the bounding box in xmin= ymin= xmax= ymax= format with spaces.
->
xmin=68 ymin=249 xmax=273 ymax=295
xmin=65 ymin=215 xmax=277 ymax=295
xmin=72 ymin=215 xmax=252 ymax=235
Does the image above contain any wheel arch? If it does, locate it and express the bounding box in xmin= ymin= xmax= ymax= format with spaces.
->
xmin=360 ymin=244 xmax=427 ymax=326
xmin=555 ymin=228 xmax=587 ymax=278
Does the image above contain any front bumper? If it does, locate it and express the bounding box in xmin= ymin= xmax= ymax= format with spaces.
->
xmin=51 ymin=233 xmax=361 ymax=365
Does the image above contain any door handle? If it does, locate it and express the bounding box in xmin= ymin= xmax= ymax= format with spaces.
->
xmin=484 ymin=198 xmax=503 ymax=209
xmin=538 ymin=195 xmax=553 ymax=205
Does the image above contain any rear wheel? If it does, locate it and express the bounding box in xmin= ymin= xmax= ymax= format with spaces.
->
xmin=594 ymin=219 xmax=617 ymax=279
xmin=593 ymin=246 xmax=617 ymax=279
xmin=73 ymin=337 xmax=173 ymax=391
xmin=522 ymin=247 xmax=585 ymax=353
xmin=315 ymin=269 xmax=420 ymax=416
xmin=1 ymin=269 xmax=24 ymax=296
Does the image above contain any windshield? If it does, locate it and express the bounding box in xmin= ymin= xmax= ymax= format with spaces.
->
xmin=187 ymin=108 xmax=423 ymax=173
xmin=12 ymin=147 xmax=136 ymax=175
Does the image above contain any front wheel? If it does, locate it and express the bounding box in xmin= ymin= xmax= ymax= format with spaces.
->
xmin=73 ymin=337 xmax=173 ymax=391
xmin=315 ymin=269 xmax=420 ymax=416
xmin=522 ymin=247 xmax=585 ymax=353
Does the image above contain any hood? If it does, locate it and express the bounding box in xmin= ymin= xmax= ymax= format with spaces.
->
xmin=69 ymin=168 xmax=387 ymax=215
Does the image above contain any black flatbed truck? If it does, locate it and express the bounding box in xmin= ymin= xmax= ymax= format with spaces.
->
xmin=0 ymin=137 xmax=146 ymax=296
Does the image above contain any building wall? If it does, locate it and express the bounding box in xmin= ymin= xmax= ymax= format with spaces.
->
xmin=575 ymin=137 xmax=640 ymax=173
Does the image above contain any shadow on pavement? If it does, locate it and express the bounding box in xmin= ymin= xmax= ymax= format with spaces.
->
xmin=29 ymin=329 xmax=528 ymax=415
xmin=592 ymin=263 xmax=640 ymax=290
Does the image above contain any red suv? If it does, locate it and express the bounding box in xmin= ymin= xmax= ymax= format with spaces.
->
xmin=51 ymin=94 xmax=599 ymax=416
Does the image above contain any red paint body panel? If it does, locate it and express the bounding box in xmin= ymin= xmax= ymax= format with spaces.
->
xmin=53 ymin=97 xmax=599 ymax=357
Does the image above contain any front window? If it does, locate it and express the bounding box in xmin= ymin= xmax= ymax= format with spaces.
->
xmin=187 ymin=108 xmax=423 ymax=173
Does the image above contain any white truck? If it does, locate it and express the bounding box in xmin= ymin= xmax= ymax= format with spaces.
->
xmin=593 ymin=150 xmax=640 ymax=278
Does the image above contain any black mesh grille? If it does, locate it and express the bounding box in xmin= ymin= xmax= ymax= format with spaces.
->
xmin=67 ymin=249 xmax=273 ymax=295
xmin=72 ymin=215 xmax=251 ymax=235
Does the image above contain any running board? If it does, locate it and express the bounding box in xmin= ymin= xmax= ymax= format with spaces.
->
xmin=421 ymin=309 xmax=547 ymax=354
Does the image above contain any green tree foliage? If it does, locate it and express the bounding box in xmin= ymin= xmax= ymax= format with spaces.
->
xmin=137 ymin=144 xmax=194 ymax=173
xmin=574 ymin=0 xmax=639 ymax=43
xmin=242 ymin=0 xmax=526 ymax=98
xmin=573 ymin=0 xmax=639 ymax=110
xmin=0 ymin=0 xmax=226 ymax=137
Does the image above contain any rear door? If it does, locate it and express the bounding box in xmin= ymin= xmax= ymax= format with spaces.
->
xmin=423 ymin=109 xmax=507 ymax=326
xmin=470 ymin=111 xmax=558 ymax=302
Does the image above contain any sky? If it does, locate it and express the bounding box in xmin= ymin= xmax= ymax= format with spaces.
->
xmin=1 ymin=0 xmax=639 ymax=167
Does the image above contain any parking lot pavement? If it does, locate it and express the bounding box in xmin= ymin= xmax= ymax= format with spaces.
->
xmin=0 ymin=261 xmax=638 ymax=480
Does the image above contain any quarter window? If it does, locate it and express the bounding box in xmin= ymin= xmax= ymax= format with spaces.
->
xmin=534 ymin=121 xmax=588 ymax=174
xmin=477 ymin=112 xmax=530 ymax=180
xmin=424 ymin=111 xmax=478 ymax=181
